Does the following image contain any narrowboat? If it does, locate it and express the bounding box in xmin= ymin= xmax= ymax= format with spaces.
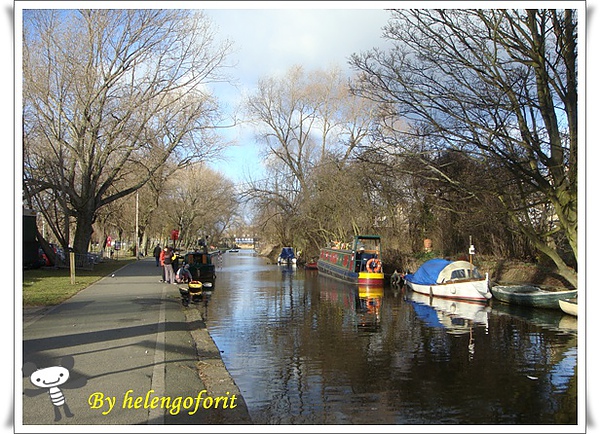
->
xmin=317 ymin=235 xmax=384 ymax=286
xmin=182 ymin=249 xmax=219 ymax=286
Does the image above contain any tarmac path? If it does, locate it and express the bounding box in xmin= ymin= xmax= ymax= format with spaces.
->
xmin=19 ymin=257 xmax=252 ymax=428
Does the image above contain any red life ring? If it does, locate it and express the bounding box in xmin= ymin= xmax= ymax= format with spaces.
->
xmin=366 ymin=258 xmax=382 ymax=273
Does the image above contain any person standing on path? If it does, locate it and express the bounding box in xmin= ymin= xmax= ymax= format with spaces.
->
xmin=153 ymin=244 xmax=162 ymax=267
xmin=159 ymin=247 xmax=167 ymax=282
xmin=163 ymin=247 xmax=176 ymax=284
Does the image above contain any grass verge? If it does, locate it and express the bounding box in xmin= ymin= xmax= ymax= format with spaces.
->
xmin=21 ymin=258 xmax=137 ymax=306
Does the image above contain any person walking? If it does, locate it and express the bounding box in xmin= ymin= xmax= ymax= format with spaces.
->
xmin=163 ymin=247 xmax=176 ymax=284
xmin=153 ymin=244 xmax=162 ymax=267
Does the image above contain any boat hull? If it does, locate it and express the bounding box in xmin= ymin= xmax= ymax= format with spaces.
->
xmin=406 ymin=278 xmax=491 ymax=302
xmin=559 ymin=298 xmax=578 ymax=316
xmin=491 ymin=285 xmax=578 ymax=309
xmin=317 ymin=258 xmax=384 ymax=285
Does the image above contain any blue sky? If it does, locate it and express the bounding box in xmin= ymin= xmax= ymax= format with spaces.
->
xmin=199 ymin=5 xmax=393 ymax=186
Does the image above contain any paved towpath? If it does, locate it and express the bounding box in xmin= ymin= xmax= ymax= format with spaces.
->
xmin=19 ymin=257 xmax=252 ymax=428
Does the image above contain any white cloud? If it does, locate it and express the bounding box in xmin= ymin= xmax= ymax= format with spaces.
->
xmin=201 ymin=7 xmax=392 ymax=183
xmin=204 ymin=8 xmax=390 ymax=86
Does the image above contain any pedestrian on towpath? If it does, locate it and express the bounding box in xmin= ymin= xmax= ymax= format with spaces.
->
xmin=163 ymin=247 xmax=176 ymax=284
xmin=153 ymin=244 xmax=162 ymax=267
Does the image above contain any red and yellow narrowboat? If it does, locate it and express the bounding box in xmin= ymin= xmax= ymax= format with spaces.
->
xmin=317 ymin=235 xmax=384 ymax=286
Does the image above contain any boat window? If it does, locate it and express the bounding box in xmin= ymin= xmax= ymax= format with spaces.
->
xmin=357 ymin=239 xmax=380 ymax=253
xmin=451 ymin=269 xmax=466 ymax=279
xmin=450 ymin=268 xmax=482 ymax=279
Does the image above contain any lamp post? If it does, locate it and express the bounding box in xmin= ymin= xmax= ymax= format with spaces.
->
xmin=135 ymin=191 xmax=139 ymax=260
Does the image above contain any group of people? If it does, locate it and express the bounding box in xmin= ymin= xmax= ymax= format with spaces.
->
xmin=153 ymin=245 xmax=193 ymax=284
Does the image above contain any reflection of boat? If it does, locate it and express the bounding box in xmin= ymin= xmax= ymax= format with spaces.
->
xmin=407 ymin=290 xmax=490 ymax=333
xmin=317 ymin=277 xmax=384 ymax=331
xmin=559 ymin=298 xmax=578 ymax=316
xmin=277 ymin=247 xmax=297 ymax=265
xmin=558 ymin=314 xmax=577 ymax=332
xmin=491 ymin=285 xmax=577 ymax=309
xmin=355 ymin=286 xmax=384 ymax=331
xmin=317 ymin=235 xmax=384 ymax=286
xmin=404 ymin=258 xmax=491 ymax=302
xmin=490 ymin=301 xmax=576 ymax=334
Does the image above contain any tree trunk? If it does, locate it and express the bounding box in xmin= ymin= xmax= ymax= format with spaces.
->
xmin=72 ymin=211 xmax=95 ymax=254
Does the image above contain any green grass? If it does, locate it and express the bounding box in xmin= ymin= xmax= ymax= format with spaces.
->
xmin=21 ymin=258 xmax=137 ymax=306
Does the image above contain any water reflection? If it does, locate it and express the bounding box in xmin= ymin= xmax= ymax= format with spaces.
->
xmin=356 ymin=286 xmax=383 ymax=332
xmin=405 ymin=291 xmax=491 ymax=361
xmin=202 ymin=250 xmax=579 ymax=426
xmin=317 ymin=278 xmax=384 ymax=332
xmin=406 ymin=290 xmax=490 ymax=333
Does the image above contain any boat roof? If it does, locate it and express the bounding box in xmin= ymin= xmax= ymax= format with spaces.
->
xmin=280 ymin=247 xmax=295 ymax=258
xmin=355 ymin=235 xmax=380 ymax=240
xmin=405 ymin=259 xmax=478 ymax=285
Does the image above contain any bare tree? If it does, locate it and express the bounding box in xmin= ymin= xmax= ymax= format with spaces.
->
xmin=22 ymin=9 xmax=233 ymax=254
xmin=350 ymin=9 xmax=578 ymax=286
xmin=158 ymin=163 xmax=239 ymax=249
xmin=243 ymin=66 xmax=379 ymax=248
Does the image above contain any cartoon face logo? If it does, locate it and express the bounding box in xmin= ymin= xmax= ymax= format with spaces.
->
xmin=30 ymin=365 xmax=70 ymax=388
xmin=23 ymin=356 xmax=86 ymax=422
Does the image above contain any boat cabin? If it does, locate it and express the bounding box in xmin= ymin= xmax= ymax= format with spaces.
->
xmin=437 ymin=260 xmax=483 ymax=283
xmin=352 ymin=235 xmax=382 ymax=273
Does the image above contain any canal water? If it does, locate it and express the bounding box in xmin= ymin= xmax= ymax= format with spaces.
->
xmin=201 ymin=249 xmax=579 ymax=427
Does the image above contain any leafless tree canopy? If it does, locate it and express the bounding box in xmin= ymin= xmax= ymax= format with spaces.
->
xmin=22 ymin=8 xmax=579 ymax=287
xmin=23 ymin=9 xmax=233 ymax=253
xmin=349 ymin=9 xmax=577 ymax=286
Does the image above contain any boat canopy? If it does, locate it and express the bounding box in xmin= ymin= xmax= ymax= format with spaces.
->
xmin=279 ymin=247 xmax=295 ymax=260
xmin=405 ymin=259 xmax=481 ymax=285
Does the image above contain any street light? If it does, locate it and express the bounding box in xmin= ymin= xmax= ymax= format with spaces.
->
xmin=135 ymin=191 xmax=140 ymax=260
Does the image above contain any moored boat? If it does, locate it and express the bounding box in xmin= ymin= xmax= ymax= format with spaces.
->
xmin=182 ymin=250 xmax=219 ymax=286
xmin=277 ymin=247 xmax=297 ymax=265
xmin=559 ymin=298 xmax=578 ymax=316
xmin=304 ymin=260 xmax=318 ymax=270
xmin=317 ymin=235 xmax=384 ymax=286
xmin=490 ymin=285 xmax=577 ymax=310
xmin=404 ymin=258 xmax=491 ymax=302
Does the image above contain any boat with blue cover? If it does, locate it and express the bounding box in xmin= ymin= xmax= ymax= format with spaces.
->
xmin=277 ymin=247 xmax=297 ymax=265
xmin=404 ymin=258 xmax=491 ymax=302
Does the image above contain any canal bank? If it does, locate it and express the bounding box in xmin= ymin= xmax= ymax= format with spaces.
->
xmin=20 ymin=258 xmax=252 ymax=427
xmin=181 ymin=306 xmax=253 ymax=424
